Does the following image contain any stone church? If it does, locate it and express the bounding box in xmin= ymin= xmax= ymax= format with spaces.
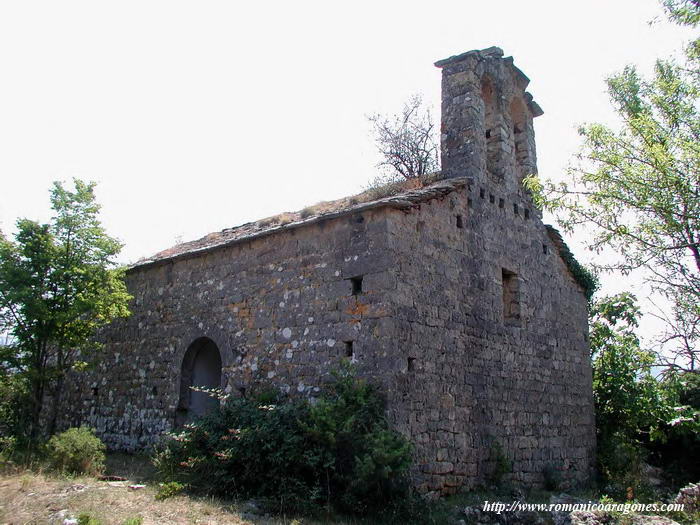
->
xmin=58 ymin=47 xmax=596 ymax=495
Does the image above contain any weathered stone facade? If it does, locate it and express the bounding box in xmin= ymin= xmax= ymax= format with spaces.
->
xmin=56 ymin=47 xmax=596 ymax=495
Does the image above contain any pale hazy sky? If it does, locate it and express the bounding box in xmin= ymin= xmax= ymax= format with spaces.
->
xmin=0 ymin=0 xmax=694 ymax=322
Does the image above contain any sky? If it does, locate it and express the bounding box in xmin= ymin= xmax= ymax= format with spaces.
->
xmin=0 ymin=1 xmax=695 ymax=344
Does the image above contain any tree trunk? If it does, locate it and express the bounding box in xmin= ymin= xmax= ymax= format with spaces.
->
xmin=47 ymin=372 xmax=64 ymax=436
xmin=28 ymin=373 xmax=45 ymax=441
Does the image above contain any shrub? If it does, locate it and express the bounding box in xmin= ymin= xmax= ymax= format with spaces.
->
xmin=47 ymin=427 xmax=106 ymax=475
xmin=648 ymin=371 xmax=700 ymax=488
xmin=77 ymin=513 xmax=102 ymax=525
xmin=543 ymin=464 xmax=562 ymax=491
xmin=153 ymin=363 xmax=413 ymax=515
xmin=488 ymin=441 xmax=511 ymax=487
xmin=0 ymin=369 xmax=31 ymax=451
xmin=596 ymin=431 xmax=655 ymax=501
xmin=155 ymin=481 xmax=185 ymax=500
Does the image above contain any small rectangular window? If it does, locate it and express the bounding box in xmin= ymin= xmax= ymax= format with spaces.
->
xmin=513 ymin=203 xmax=519 ymax=215
xmin=524 ymin=208 xmax=530 ymax=220
xmin=407 ymin=357 xmax=416 ymax=372
xmin=350 ymin=276 xmax=363 ymax=295
xmin=502 ymin=269 xmax=521 ymax=326
xmin=543 ymin=244 xmax=549 ymax=255
xmin=489 ymin=194 xmax=495 ymax=204
xmin=498 ymin=198 xmax=505 ymax=209
xmin=456 ymin=215 xmax=464 ymax=228
xmin=480 ymin=188 xmax=486 ymax=199
xmin=344 ymin=341 xmax=354 ymax=357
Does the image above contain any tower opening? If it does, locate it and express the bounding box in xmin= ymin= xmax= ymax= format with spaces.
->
xmin=481 ymin=77 xmax=501 ymax=179
xmin=510 ymin=97 xmax=532 ymax=181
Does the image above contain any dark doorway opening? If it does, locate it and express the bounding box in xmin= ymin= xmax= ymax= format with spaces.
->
xmin=175 ymin=337 xmax=222 ymax=426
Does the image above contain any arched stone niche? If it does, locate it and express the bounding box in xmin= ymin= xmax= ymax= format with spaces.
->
xmin=175 ymin=337 xmax=222 ymax=426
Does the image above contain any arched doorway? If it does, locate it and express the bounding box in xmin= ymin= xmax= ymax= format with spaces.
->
xmin=175 ymin=337 xmax=222 ymax=426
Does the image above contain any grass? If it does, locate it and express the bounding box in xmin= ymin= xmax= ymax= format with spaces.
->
xmin=250 ymin=173 xmax=442 ymax=231
xmin=0 ymin=470 xmax=253 ymax=525
xmin=0 ymin=453 xmax=284 ymax=525
xmin=1 ymin=452 xmax=444 ymax=525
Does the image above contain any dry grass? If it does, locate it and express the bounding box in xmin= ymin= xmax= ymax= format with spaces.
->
xmin=0 ymin=454 xmax=321 ymax=525
xmin=256 ymin=174 xmax=441 ymax=230
xmin=0 ymin=470 xmax=254 ymax=525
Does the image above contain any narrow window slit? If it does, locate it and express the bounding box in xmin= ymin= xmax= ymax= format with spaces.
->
xmin=502 ymin=269 xmax=521 ymax=326
xmin=543 ymin=244 xmax=548 ymax=255
xmin=513 ymin=203 xmax=519 ymax=215
xmin=524 ymin=208 xmax=530 ymax=220
xmin=456 ymin=215 xmax=464 ymax=229
xmin=489 ymin=194 xmax=495 ymax=204
xmin=350 ymin=275 xmax=363 ymax=295
xmin=344 ymin=341 xmax=354 ymax=358
xmin=407 ymin=357 xmax=416 ymax=372
xmin=498 ymin=198 xmax=505 ymax=209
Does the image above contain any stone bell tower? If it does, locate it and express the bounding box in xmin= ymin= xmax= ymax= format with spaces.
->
xmin=435 ymin=46 xmax=543 ymax=194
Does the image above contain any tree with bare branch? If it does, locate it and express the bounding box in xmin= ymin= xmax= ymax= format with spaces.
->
xmin=367 ymin=94 xmax=440 ymax=182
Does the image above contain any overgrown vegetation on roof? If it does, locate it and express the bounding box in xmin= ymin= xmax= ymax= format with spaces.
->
xmin=138 ymin=172 xmax=446 ymax=266
xmin=546 ymin=225 xmax=598 ymax=302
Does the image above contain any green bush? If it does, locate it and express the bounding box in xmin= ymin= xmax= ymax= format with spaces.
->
xmin=488 ymin=441 xmax=511 ymax=487
xmin=597 ymin=431 xmax=656 ymax=501
xmin=153 ymin=363 xmax=413 ymax=515
xmin=0 ymin=367 xmax=31 ymax=452
xmin=155 ymin=481 xmax=185 ymax=500
xmin=77 ymin=513 xmax=102 ymax=525
xmin=543 ymin=464 xmax=562 ymax=491
xmin=47 ymin=427 xmax=106 ymax=475
xmin=648 ymin=371 xmax=700 ymax=488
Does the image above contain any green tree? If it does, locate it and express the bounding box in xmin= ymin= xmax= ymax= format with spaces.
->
xmin=663 ymin=0 xmax=700 ymax=29
xmin=525 ymin=4 xmax=700 ymax=370
xmin=590 ymin=294 xmax=666 ymax=495
xmin=590 ymin=293 xmax=699 ymax=493
xmin=590 ymin=294 xmax=665 ymax=443
xmin=0 ymin=179 xmax=131 ymax=439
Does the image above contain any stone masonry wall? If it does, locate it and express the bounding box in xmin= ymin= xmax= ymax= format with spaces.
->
xmin=382 ymin=182 xmax=595 ymax=496
xmin=58 ymin=208 xmax=401 ymax=450
xmin=56 ymin=178 xmax=594 ymax=495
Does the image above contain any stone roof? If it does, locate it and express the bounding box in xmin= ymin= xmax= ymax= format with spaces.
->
xmin=132 ymin=175 xmax=590 ymax=299
xmin=131 ymin=177 xmax=471 ymax=271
